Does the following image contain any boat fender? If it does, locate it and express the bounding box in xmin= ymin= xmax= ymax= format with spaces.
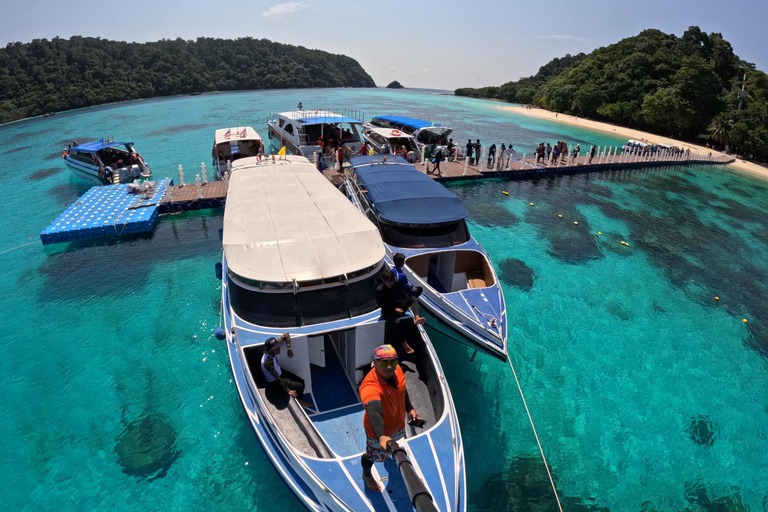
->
xmin=218 ymin=228 xmax=223 ymax=242
xmin=93 ymin=155 xmax=99 ymax=165
xmin=391 ymin=129 xmax=401 ymax=136
xmin=214 ymin=327 xmax=226 ymax=340
xmin=215 ymin=262 xmax=223 ymax=280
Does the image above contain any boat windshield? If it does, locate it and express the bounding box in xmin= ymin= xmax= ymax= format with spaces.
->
xmin=417 ymin=128 xmax=452 ymax=145
xmin=229 ymin=273 xmax=379 ymax=327
xmin=379 ymin=221 xmax=470 ymax=248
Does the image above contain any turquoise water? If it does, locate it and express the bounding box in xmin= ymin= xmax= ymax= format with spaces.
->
xmin=2 ymin=89 xmax=767 ymax=512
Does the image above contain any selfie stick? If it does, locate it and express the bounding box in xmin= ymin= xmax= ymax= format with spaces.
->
xmin=388 ymin=440 xmax=438 ymax=512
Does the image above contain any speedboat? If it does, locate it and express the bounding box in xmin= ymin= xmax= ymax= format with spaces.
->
xmin=63 ymin=139 xmax=151 ymax=185
xmin=341 ymin=156 xmax=508 ymax=360
xmin=362 ymin=124 xmax=420 ymax=162
xmin=212 ymin=126 xmax=263 ymax=179
xmin=267 ymin=109 xmax=364 ymax=168
xmin=369 ymin=116 xmax=453 ymax=156
xmin=221 ymin=155 xmax=466 ymax=511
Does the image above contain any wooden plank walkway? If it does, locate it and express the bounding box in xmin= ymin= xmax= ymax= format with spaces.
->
xmin=158 ymin=180 xmax=228 ymax=214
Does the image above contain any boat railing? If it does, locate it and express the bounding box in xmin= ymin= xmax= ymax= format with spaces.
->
xmin=290 ymin=108 xmax=366 ymax=125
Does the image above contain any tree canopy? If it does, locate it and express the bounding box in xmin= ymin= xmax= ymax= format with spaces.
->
xmin=455 ymin=28 xmax=768 ymax=161
xmin=0 ymin=36 xmax=376 ymax=124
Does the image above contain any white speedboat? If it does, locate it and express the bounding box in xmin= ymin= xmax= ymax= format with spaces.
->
xmin=369 ymin=116 xmax=453 ymax=156
xmin=341 ymin=156 xmax=508 ymax=359
xmin=63 ymin=139 xmax=151 ymax=185
xmin=266 ymin=109 xmax=364 ymax=169
xmin=362 ymin=124 xmax=420 ymax=162
xmin=220 ymin=155 xmax=466 ymax=512
xmin=212 ymin=126 xmax=263 ymax=179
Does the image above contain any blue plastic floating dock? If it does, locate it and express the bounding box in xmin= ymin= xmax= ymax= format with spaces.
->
xmin=40 ymin=180 xmax=171 ymax=245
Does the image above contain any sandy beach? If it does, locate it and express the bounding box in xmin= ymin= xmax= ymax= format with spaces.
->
xmin=501 ymin=105 xmax=768 ymax=181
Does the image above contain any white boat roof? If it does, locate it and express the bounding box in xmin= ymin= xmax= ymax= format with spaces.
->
xmin=364 ymin=126 xmax=415 ymax=139
xmin=215 ymin=127 xmax=261 ymax=145
xmin=223 ymin=156 xmax=384 ymax=283
xmin=276 ymin=110 xmax=359 ymax=122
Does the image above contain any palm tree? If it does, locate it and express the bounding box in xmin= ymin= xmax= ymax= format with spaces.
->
xmin=707 ymin=113 xmax=733 ymax=149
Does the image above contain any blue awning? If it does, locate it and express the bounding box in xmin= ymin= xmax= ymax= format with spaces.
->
xmin=297 ymin=116 xmax=361 ymax=125
xmin=354 ymin=164 xmax=468 ymax=225
xmin=371 ymin=115 xmax=449 ymax=131
xmin=72 ymin=140 xmax=131 ymax=152
xmin=349 ymin=155 xmax=410 ymax=167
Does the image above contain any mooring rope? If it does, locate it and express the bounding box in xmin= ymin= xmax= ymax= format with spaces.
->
xmin=0 ymin=241 xmax=38 ymax=256
xmin=505 ymin=352 xmax=564 ymax=512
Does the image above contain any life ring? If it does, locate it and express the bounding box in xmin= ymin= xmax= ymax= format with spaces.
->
xmin=93 ymin=155 xmax=99 ymax=165
xmin=391 ymin=129 xmax=401 ymax=136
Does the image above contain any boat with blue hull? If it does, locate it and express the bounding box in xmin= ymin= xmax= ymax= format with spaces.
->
xmin=341 ymin=156 xmax=508 ymax=360
xmin=221 ymin=155 xmax=466 ymax=511
xmin=63 ymin=139 xmax=151 ymax=185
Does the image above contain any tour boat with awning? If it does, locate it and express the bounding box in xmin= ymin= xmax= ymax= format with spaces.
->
xmin=63 ymin=139 xmax=151 ymax=185
xmin=361 ymin=125 xmax=420 ymax=162
xmin=341 ymin=156 xmax=508 ymax=360
xmin=369 ymin=115 xmax=453 ymax=154
xmin=266 ymin=109 xmax=364 ymax=168
xmin=221 ymin=155 xmax=466 ymax=511
xmin=212 ymin=126 xmax=263 ymax=179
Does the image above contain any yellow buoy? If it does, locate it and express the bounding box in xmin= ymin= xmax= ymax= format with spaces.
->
xmin=529 ymin=202 xmax=534 ymax=206
xmin=597 ymin=231 xmax=602 ymax=235
xmin=714 ymin=296 xmax=720 ymax=301
xmin=620 ymin=241 xmax=626 ymax=245
xmin=502 ymin=191 xmax=509 ymax=195
xmin=557 ymin=214 xmax=563 ymax=218
xmin=573 ymin=221 xmax=579 ymax=225
xmin=743 ymin=318 xmax=748 ymax=323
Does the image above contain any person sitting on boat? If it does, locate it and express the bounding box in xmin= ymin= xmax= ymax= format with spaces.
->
xmin=261 ymin=334 xmax=312 ymax=409
xmin=360 ymin=344 xmax=421 ymax=492
xmin=375 ymin=269 xmax=425 ymax=355
xmin=392 ymin=253 xmax=423 ymax=301
xmin=102 ymin=166 xmax=114 ymax=183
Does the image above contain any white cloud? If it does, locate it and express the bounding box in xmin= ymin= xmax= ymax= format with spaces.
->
xmin=536 ymin=35 xmax=587 ymax=42
xmin=389 ymin=66 xmax=400 ymax=73
xmin=262 ymin=2 xmax=308 ymax=19
xmin=422 ymin=68 xmax=432 ymax=73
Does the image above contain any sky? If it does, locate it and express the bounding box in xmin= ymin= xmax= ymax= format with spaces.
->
xmin=2 ymin=0 xmax=767 ymax=90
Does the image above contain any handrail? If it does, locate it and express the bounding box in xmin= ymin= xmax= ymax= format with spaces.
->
xmin=388 ymin=441 xmax=439 ymax=512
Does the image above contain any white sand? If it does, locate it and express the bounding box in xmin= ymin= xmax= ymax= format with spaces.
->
xmin=501 ymin=105 xmax=768 ymax=180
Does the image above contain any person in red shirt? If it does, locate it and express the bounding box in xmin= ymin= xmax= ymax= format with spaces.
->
xmin=337 ymin=143 xmax=345 ymax=171
xmin=359 ymin=345 xmax=421 ymax=492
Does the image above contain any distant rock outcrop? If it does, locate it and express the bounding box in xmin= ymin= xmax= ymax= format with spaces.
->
xmin=387 ymin=81 xmax=404 ymax=89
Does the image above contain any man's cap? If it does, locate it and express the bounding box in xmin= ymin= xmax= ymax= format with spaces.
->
xmin=373 ymin=345 xmax=397 ymax=360
xmin=264 ymin=337 xmax=284 ymax=352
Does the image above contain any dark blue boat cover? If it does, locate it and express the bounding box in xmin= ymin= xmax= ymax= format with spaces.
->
xmin=73 ymin=140 xmax=131 ymax=152
xmin=296 ymin=116 xmax=361 ymax=125
xmin=349 ymin=155 xmax=410 ymax=167
xmin=371 ymin=115 xmax=447 ymax=130
xmin=354 ymin=164 xmax=468 ymax=225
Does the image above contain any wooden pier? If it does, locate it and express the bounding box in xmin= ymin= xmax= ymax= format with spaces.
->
xmin=158 ymin=180 xmax=228 ymax=214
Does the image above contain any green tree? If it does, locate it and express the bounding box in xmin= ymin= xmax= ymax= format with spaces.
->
xmin=641 ymin=88 xmax=695 ymax=135
xmin=707 ymin=113 xmax=733 ymax=148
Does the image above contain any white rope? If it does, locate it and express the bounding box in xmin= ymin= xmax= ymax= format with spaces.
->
xmin=0 ymin=241 xmax=38 ymax=255
xmin=505 ymin=351 xmax=564 ymax=512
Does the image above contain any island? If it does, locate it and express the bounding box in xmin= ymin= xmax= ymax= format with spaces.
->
xmin=386 ymin=81 xmax=404 ymax=89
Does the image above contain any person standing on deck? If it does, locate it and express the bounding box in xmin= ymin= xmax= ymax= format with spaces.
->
xmin=546 ymin=143 xmax=552 ymax=161
xmin=474 ymin=140 xmax=482 ymax=165
xmin=360 ymin=345 xmax=421 ymax=492
xmin=375 ymin=269 xmax=425 ymax=355
xmin=588 ymin=145 xmax=596 ymax=164
xmin=488 ymin=144 xmax=497 ymax=168
xmin=337 ymin=144 xmax=345 ymax=172
xmin=466 ymin=139 xmax=474 ymax=165
xmin=572 ymin=144 xmax=580 ymax=163
xmin=506 ymin=144 xmax=516 ymax=168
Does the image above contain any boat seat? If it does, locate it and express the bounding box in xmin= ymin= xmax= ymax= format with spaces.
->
xmin=467 ymin=271 xmax=487 ymax=289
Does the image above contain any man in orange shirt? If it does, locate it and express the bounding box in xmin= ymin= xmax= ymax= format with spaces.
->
xmin=359 ymin=345 xmax=421 ymax=492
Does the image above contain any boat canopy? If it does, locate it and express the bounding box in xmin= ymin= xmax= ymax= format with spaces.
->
xmin=215 ymin=127 xmax=261 ymax=145
xmin=72 ymin=140 xmax=131 ymax=152
xmin=371 ymin=115 xmax=448 ymax=131
xmin=297 ymin=116 xmax=361 ymax=125
xmin=365 ymin=126 xmax=416 ymax=139
xmin=223 ymin=156 xmax=384 ymax=284
xmin=349 ymin=155 xmax=411 ymax=167
xmin=354 ymin=163 xmax=468 ymax=225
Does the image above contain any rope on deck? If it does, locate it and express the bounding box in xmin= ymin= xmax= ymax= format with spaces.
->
xmin=505 ymin=352 xmax=564 ymax=512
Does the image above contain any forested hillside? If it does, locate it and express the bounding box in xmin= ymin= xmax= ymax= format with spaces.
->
xmin=456 ymin=28 xmax=768 ymax=160
xmin=0 ymin=36 xmax=376 ymax=123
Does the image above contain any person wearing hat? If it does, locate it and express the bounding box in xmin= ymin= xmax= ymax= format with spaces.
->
xmin=359 ymin=345 xmax=421 ymax=492
xmin=261 ymin=333 xmax=312 ymax=408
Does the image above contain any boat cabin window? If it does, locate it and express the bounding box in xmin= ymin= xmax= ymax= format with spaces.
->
xmin=285 ymin=123 xmax=294 ymax=135
xmin=69 ymin=152 xmax=97 ymax=165
xmin=217 ymin=140 xmax=261 ymax=162
xmin=417 ymin=130 xmax=450 ymax=145
xmin=228 ymin=274 xmax=380 ymax=327
xmin=378 ymin=220 xmax=470 ymax=248
xmin=278 ymin=119 xmax=285 ymax=128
